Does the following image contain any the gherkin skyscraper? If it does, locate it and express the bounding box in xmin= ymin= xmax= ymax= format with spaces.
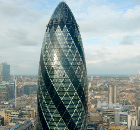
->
xmin=38 ymin=2 xmax=87 ymax=130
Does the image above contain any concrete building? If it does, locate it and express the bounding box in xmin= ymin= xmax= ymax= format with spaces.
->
xmin=5 ymin=109 xmax=19 ymax=125
xmin=5 ymin=108 xmax=36 ymax=125
xmin=128 ymin=114 xmax=138 ymax=129
xmin=138 ymin=106 xmax=140 ymax=125
xmin=0 ymin=126 xmax=10 ymax=130
xmin=131 ymin=126 xmax=140 ymax=130
xmin=9 ymin=83 xmax=15 ymax=99
xmin=9 ymin=119 xmax=34 ymax=130
xmin=0 ymin=84 xmax=9 ymax=101
xmin=0 ymin=102 xmax=14 ymax=109
xmin=114 ymin=112 xmax=128 ymax=126
xmin=108 ymin=85 xmax=117 ymax=104
xmin=89 ymin=113 xmax=102 ymax=123
xmin=108 ymin=125 xmax=126 ymax=130
xmin=102 ymin=109 xmax=115 ymax=123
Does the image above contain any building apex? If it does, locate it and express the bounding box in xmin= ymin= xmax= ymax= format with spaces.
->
xmin=48 ymin=1 xmax=77 ymax=28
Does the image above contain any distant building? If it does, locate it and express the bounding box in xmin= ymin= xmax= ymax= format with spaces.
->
xmin=0 ymin=63 xmax=10 ymax=82
xmin=0 ymin=126 xmax=10 ymax=130
xmin=9 ymin=119 xmax=34 ymax=130
xmin=131 ymin=126 xmax=140 ymax=130
xmin=108 ymin=125 xmax=126 ymax=130
xmin=102 ymin=109 xmax=115 ymax=123
xmin=0 ymin=116 xmax=4 ymax=126
xmin=114 ymin=112 xmax=128 ymax=126
xmin=0 ymin=102 xmax=14 ymax=109
xmin=0 ymin=84 xmax=9 ymax=101
xmin=9 ymin=83 xmax=15 ymax=99
xmin=0 ymin=82 xmax=17 ymax=101
xmin=91 ymin=76 xmax=93 ymax=81
xmin=89 ymin=113 xmax=102 ymax=123
xmin=23 ymin=82 xmax=37 ymax=95
xmin=5 ymin=108 xmax=36 ymax=125
xmin=108 ymin=85 xmax=117 ymax=104
xmin=138 ymin=106 xmax=140 ymax=125
xmin=128 ymin=114 xmax=138 ymax=129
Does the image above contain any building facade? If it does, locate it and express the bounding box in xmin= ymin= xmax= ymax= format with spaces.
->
xmin=108 ymin=85 xmax=117 ymax=104
xmin=128 ymin=114 xmax=138 ymax=129
xmin=0 ymin=63 xmax=10 ymax=82
xmin=114 ymin=112 xmax=128 ymax=126
xmin=0 ymin=84 xmax=9 ymax=101
xmin=38 ymin=2 xmax=87 ymax=130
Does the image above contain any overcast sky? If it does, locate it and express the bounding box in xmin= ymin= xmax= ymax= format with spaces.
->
xmin=0 ymin=0 xmax=140 ymax=75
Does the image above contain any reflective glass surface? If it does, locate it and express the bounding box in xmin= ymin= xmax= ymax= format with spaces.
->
xmin=38 ymin=2 xmax=87 ymax=130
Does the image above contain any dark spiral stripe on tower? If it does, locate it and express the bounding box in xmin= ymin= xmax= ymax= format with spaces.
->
xmin=38 ymin=2 xmax=87 ymax=130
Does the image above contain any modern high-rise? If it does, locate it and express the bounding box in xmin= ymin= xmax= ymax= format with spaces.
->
xmin=0 ymin=62 xmax=10 ymax=82
xmin=108 ymin=85 xmax=117 ymax=104
xmin=37 ymin=2 xmax=87 ymax=130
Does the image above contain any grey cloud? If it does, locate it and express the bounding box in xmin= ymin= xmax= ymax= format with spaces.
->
xmin=87 ymin=63 xmax=138 ymax=75
xmin=0 ymin=4 xmax=24 ymax=17
xmin=121 ymin=55 xmax=140 ymax=64
xmin=85 ymin=49 xmax=111 ymax=61
xmin=0 ymin=46 xmax=40 ymax=75
xmin=80 ymin=16 xmax=140 ymax=37
xmin=21 ymin=10 xmax=41 ymax=23
xmin=0 ymin=35 xmax=17 ymax=49
xmin=16 ymin=39 xmax=38 ymax=46
xmin=119 ymin=35 xmax=140 ymax=45
xmin=119 ymin=35 xmax=133 ymax=45
xmin=7 ymin=28 xmax=27 ymax=40
xmin=102 ymin=55 xmax=140 ymax=67
xmin=133 ymin=35 xmax=140 ymax=42
xmin=0 ymin=1 xmax=47 ymax=75
xmin=0 ymin=4 xmax=41 ymax=23
xmin=1 ymin=0 xmax=140 ymax=75
xmin=87 ymin=55 xmax=140 ymax=75
xmin=78 ymin=4 xmax=140 ymax=38
xmin=6 ymin=28 xmax=38 ymax=46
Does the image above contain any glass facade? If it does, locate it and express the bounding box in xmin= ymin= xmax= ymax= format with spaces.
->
xmin=0 ymin=63 xmax=10 ymax=81
xmin=38 ymin=2 xmax=87 ymax=130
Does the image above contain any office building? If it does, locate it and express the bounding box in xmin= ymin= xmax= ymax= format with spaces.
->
xmin=128 ymin=114 xmax=138 ymax=129
xmin=114 ymin=112 xmax=128 ymax=126
xmin=37 ymin=1 xmax=87 ymax=130
xmin=108 ymin=85 xmax=117 ymax=104
xmin=0 ymin=63 xmax=10 ymax=82
xmin=0 ymin=84 xmax=9 ymax=101
xmin=24 ymin=82 xmax=37 ymax=95
xmin=9 ymin=83 xmax=15 ymax=99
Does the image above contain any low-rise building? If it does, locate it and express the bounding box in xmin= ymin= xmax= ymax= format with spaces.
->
xmin=131 ymin=126 xmax=140 ymax=130
xmin=5 ymin=108 xmax=36 ymax=125
xmin=10 ymin=119 xmax=33 ymax=130
xmin=108 ymin=125 xmax=126 ymax=130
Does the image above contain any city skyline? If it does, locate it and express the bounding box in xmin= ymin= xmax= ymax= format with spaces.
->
xmin=0 ymin=0 xmax=140 ymax=75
